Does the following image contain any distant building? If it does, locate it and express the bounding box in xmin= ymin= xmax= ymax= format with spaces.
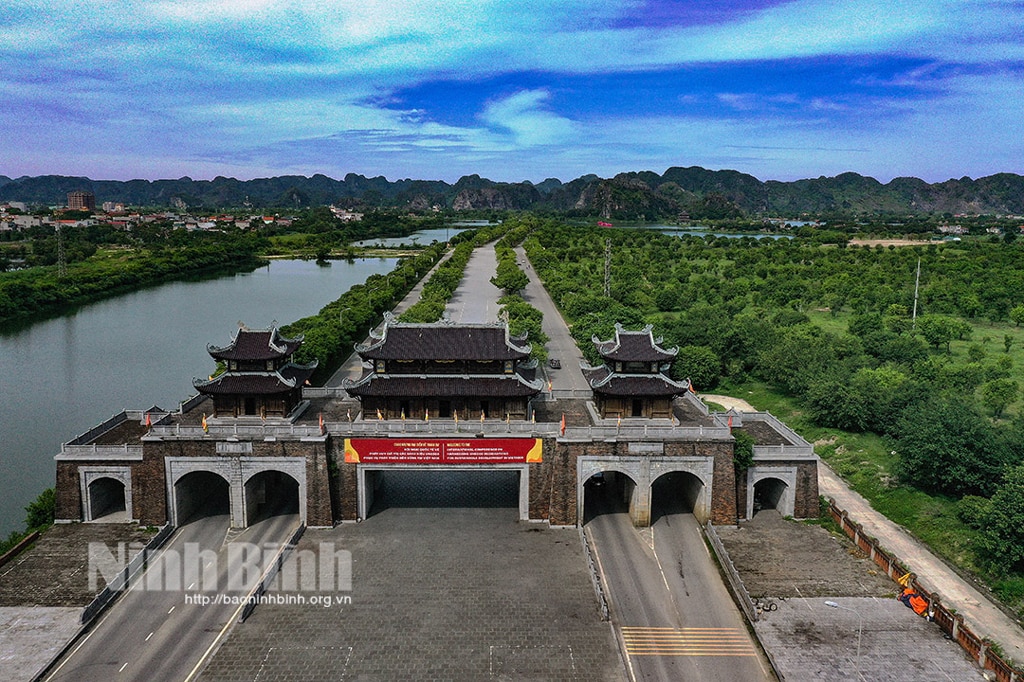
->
xmin=102 ymin=201 xmax=125 ymax=213
xmin=67 ymin=191 xmax=96 ymax=211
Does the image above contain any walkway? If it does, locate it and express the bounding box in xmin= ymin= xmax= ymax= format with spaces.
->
xmin=706 ymin=392 xmax=1024 ymax=663
xmin=444 ymin=241 xmax=503 ymax=323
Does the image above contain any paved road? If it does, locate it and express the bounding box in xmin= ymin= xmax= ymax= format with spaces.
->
xmin=515 ymin=245 xmax=592 ymax=393
xmin=586 ymin=484 xmax=772 ymax=682
xmin=709 ymin=392 xmax=1024 ymax=666
xmin=44 ymin=512 xmax=299 ymax=682
xmin=445 ymin=241 xmax=503 ymax=323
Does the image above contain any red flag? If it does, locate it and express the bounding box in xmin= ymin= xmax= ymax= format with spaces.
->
xmin=145 ymin=412 xmax=151 ymax=427
xmin=319 ymin=412 xmax=325 ymax=434
xmin=727 ymin=415 xmax=733 ymax=429
xmin=559 ymin=413 xmax=566 ymax=436
xmin=201 ymin=413 xmax=208 ymax=433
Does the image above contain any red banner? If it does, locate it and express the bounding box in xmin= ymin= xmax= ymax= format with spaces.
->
xmin=344 ymin=438 xmax=542 ymax=464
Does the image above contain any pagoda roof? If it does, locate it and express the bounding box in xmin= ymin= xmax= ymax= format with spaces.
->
xmin=582 ymin=363 xmax=690 ymax=397
xmin=193 ymin=361 xmax=317 ymax=396
xmin=592 ymin=323 xmax=677 ymax=362
xmin=207 ymin=324 xmax=303 ymax=362
xmin=343 ymin=367 xmax=543 ymax=398
xmin=355 ymin=313 xmax=531 ymax=361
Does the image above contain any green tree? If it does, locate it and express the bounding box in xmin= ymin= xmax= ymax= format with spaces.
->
xmin=1010 ymin=305 xmax=1024 ymax=327
xmin=981 ymin=378 xmax=1019 ymax=419
xmin=980 ymin=465 xmax=1024 ymax=572
xmin=916 ymin=315 xmax=958 ymax=353
xmin=672 ymin=345 xmax=720 ymax=390
xmin=25 ymin=488 xmax=55 ymax=530
xmin=893 ymin=398 xmax=1008 ymax=497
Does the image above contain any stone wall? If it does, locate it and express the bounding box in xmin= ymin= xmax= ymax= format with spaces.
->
xmin=794 ymin=460 xmax=820 ymax=519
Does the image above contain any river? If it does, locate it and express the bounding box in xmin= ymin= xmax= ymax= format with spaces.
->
xmin=0 ymin=257 xmax=397 ymax=536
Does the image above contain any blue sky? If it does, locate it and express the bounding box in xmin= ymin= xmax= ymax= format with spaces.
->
xmin=2 ymin=0 xmax=1023 ymax=183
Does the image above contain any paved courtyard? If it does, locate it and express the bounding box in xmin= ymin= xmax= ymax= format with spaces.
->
xmin=200 ymin=483 xmax=625 ymax=681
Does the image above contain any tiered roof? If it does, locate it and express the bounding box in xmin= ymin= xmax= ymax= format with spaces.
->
xmin=593 ymin=323 xmax=677 ymax=363
xmin=194 ymin=325 xmax=317 ymax=396
xmin=355 ymin=312 xmax=530 ymax=361
xmin=583 ymin=324 xmax=688 ymax=398
xmin=207 ymin=326 xmax=302 ymax=361
xmin=344 ymin=314 xmax=542 ymax=398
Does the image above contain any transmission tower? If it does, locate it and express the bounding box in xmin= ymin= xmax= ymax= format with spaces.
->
xmin=604 ymin=239 xmax=611 ymax=297
xmin=56 ymin=225 xmax=67 ymax=278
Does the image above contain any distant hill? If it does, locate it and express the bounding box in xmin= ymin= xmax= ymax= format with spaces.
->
xmin=2 ymin=168 xmax=1023 ymax=217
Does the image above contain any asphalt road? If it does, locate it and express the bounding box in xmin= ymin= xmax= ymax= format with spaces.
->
xmin=515 ymin=245 xmax=592 ymax=393
xmin=444 ymin=241 xmax=503 ymax=323
xmin=586 ymin=483 xmax=772 ymax=682
xmin=44 ymin=512 xmax=299 ymax=682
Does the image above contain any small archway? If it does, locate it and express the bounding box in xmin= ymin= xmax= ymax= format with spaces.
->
xmin=753 ymin=477 xmax=788 ymax=514
xmin=582 ymin=469 xmax=638 ymax=524
xmin=88 ymin=477 xmax=126 ymax=521
xmin=650 ymin=471 xmax=705 ymax=523
xmin=244 ymin=470 xmax=300 ymax=525
xmin=174 ymin=471 xmax=230 ymax=525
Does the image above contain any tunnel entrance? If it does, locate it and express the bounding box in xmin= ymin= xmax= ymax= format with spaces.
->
xmin=753 ymin=477 xmax=788 ymax=514
xmin=174 ymin=471 xmax=230 ymax=525
xmin=88 ymin=477 xmax=127 ymax=521
xmin=650 ymin=471 xmax=704 ymax=523
xmin=244 ymin=470 xmax=300 ymax=525
xmin=582 ymin=471 xmax=636 ymax=524
xmin=361 ymin=467 xmax=523 ymax=519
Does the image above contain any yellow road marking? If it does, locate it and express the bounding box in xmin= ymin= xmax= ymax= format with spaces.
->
xmin=621 ymin=627 xmax=757 ymax=657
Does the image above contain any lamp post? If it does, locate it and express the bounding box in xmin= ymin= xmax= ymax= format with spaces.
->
xmin=825 ymin=600 xmax=863 ymax=679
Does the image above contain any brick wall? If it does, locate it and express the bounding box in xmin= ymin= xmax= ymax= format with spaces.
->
xmin=794 ymin=460 xmax=819 ymax=519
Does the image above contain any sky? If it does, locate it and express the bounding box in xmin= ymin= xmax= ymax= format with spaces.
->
xmin=2 ymin=0 xmax=1023 ymax=184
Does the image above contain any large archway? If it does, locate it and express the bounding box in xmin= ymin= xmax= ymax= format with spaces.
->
xmin=582 ymin=470 xmax=637 ymax=524
xmin=244 ymin=470 xmax=300 ymax=525
xmin=650 ymin=471 xmax=705 ymax=523
xmin=364 ymin=468 xmax=520 ymax=517
xmin=88 ymin=477 xmax=126 ymax=521
xmin=753 ymin=477 xmax=788 ymax=514
xmin=174 ymin=471 xmax=230 ymax=525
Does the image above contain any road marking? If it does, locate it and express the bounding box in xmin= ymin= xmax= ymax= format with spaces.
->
xmin=621 ymin=627 xmax=757 ymax=656
xmin=119 ymin=662 xmax=129 ymax=672
xmin=146 ymin=632 xmax=154 ymax=642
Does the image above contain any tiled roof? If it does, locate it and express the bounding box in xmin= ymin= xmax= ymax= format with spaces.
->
xmin=193 ymin=362 xmax=316 ymax=396
xmin=344 ymin=369 xmax=542 ymax=398
xmin=593 ymin=323 xmax=677 ymax=362
xmin=590 ymin=373 xmax=689 ymax=397
xmin=207 ymin=326 xmax=303 ymax=361
xmin=356 ymin=314 xmax=530 ymax=361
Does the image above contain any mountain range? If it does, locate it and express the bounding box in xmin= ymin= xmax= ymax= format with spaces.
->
xmin=2 ymin=168 xmax=1023 ymax=218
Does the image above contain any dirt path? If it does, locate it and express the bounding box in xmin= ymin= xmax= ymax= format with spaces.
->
xmin=708 ymin=392 xmax=1024 ymax=662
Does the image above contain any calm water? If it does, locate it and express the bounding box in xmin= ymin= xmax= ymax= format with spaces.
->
xmin=350 ymin=227 xmax=471 ymax=248
xmin=0 ymin=258 xmax=396 ymax=535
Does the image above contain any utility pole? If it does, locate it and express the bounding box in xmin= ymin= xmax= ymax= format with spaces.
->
xmin=911 ymin=258 xmax=921 ymax=329
xmin=604 ymin=239 xmax=611 ymax=297
xmin=56 ymin=224 xmax=67 ymax=278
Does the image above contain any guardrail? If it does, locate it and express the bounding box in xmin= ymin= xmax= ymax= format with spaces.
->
xmin=826 ymin=497 xmax=1023 ymax=682
xmin=57 ymin=444 xmax=144 ymax=460
xmin=149 ymin=424 xmax=324 ymax=439
xmin=752 ymin=444 xmax=816 ymax=459
xmin=81 ymin=524 xmax=176 ymax=625
xmin=239 ymin=524 xmax=306 ymax=622
xmin=705 ymin=521 xmax=759 ymax=622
